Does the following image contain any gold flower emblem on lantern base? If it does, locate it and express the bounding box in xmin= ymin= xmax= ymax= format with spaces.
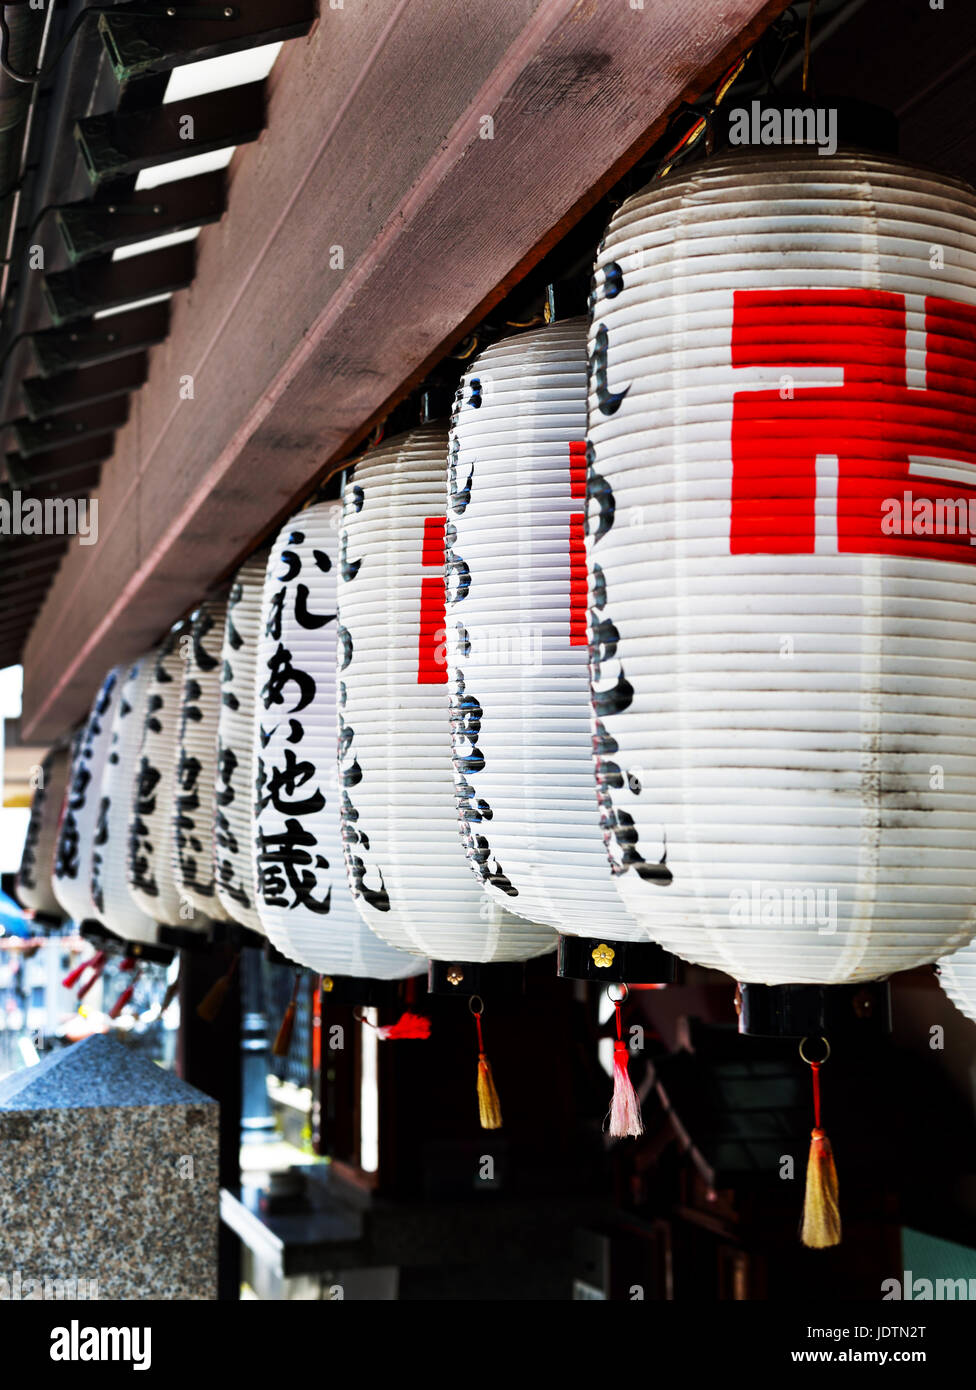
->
xmin=591 ymin=943 xmax=615 ymax=969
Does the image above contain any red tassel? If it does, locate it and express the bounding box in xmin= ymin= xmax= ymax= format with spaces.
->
xmin=119 ymin=956 xmax=137 ymax=973
xmin=375 ymin=1011 xmax=431 ymax=1040
xmin=63 ymin=950 xmax=104 ymax=989
xmin=160 ymin=976 xmax=180 ymax=1014
xmin=62 ymin=960 xmax=87 ymax=989
xmin=109 ymin=969 xmax=141 ymax=1021
xmin=77 ymin=957 xmax=107 ymax=1001
xmin=272 ymin=972 xmax=302 ymax=1058
xmin=607 ymin=995 xmax=643 ymax=1139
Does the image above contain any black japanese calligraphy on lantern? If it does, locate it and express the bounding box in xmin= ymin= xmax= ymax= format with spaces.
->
xmin=265 ymin=589 xmax=286 ymax=642
xmin=191 ymin=607 xmax=220 ymax=672
xmin=225 ymin=581 xmax=245 ymax=650
xmin=19 ymin=750 xmax=56 ymax=891
xmin=261 ymin=644 xmax=315 ymax=714
xmin=257 ymin=747 xmax=325 ymax=818
xmin=55 ymin=672 xmax=117 ymax=888
xmin=218 ymin=581 xmax=245 ymax=904
xmin=256 ymin=816 xmax=332 ymax=914
xmin=444 ymin=502 xmax=517 ymax=899
xmin=55 ymin=810 xmax=81 ymax=882
xmin=176 ymin=606 xmax=224 ymax=900
xmin=215 ymin=741 xmax=251 ymax=910
xmin=129 ymin=756 xmax=162 ymax=898
xmin=448 ymin=430 xmax=473 ymax=515
xmin=255 ymin=523 xmax=341 ymax=921
xmin=129 ymin=633 xmax=182 ymax=901
xmin=174 ymin=748 xmax=204 ymax=888
xmin=293 ymin=583 xmax=331 ymax=630
xmin=91 ymin=796 xmax=110 ymax=913
xmin=336 ymin=479 xmax=392 ymax=914
xmin=586 ymin=454 xmax=671 ymax=887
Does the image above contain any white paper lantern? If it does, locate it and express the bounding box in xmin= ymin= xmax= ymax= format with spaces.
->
xmin=215 ymin=552 xmax=267 ymax=934
xmin=338 ymin=425 xmax=556 ymax=963
xmin=127 ymin=628 xmax=189 ymax=927
xmin=938 ymin=944 xmax=976 ymax=1025
xmin=88 ymin=658 xmax=161 ymax=945
xmin=586 ymin=149 xmax=976 ymax=985
xmin=16 ymin=744 xmax=70 ymax=918
xmin=254 ymin=502 xmax=425 ymax=978
xmin=447 ymin=318 xmax=644 ymax=941
xmin=174 ymin=599 xmax=232 ymax=923
xmin=53 ymin=669 xmax=123 ymax=926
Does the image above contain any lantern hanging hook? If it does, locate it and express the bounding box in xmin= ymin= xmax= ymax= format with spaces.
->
xmin=606 ymin=982 xmax=630 ymax=1005
xmin=468 ymin=994 xmax=484 ymax=1017
xmin=798 ymin=1035 xmax=830 ymax=1067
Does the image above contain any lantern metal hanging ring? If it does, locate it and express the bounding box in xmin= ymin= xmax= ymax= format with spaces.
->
xmin=798 ymin=1035 xmax=831 ymax=1067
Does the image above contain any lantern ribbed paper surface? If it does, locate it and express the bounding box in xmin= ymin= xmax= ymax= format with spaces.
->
xmin=92 ymin=659 xmax=160 ymax=945
xmin=587 ymin=150 xmax=976 ymax=984
xmin=338 ymin=426 xmax=556 ymax=962
xmin=53 ymin=670 xmax=122 ymax=926
xmin=255 ymin=502 xmax=424 ymax=977
xmin=174 ymin=599 xmax=231 ymax=923
xmin=447 ymin=319 xmax=640 ymax=937
xmin=215 ymin=553 xmax=267 ymax=934
xmin=128 ymin=629 xmax=188 ymax=927
xmin=938 ymin=945 xmax=976 ymax=1025
xmin=16 ymin=745 xmax=70 ymax=918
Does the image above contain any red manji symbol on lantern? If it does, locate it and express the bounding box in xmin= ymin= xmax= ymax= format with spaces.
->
xmin=418 ymin=514 xmax=447 ymax=683
xmin=730 ymin=289 xmax=976 ymax=563
xmin=569 ymin=440 xmax=588 ymax=646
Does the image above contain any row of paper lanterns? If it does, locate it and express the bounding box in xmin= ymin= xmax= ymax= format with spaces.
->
xmin=15 ymin=146 xmax=976 ymax=1022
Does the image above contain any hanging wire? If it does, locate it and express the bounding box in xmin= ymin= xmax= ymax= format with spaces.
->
xmin=0 ymin=204 xmax=67 ymax=264
xmin=653 ymin=47 xmax=754 ymax=181
xmin=757 ymin=7 xmax=802 ymax=97
xmin=0 ymin=197 xmax=170 ymax=264
xmin=802 ymin=0 xmax=818 ymax=93
xmin=0 ymin=5 xmax=114 ymax=85
xmin=450 ymin=333 xmax=480 ymax=360
xmin=0 ymin=173 xmax=25 ymax=205
xmin=0 ymin=329 xmax=29 ymax=378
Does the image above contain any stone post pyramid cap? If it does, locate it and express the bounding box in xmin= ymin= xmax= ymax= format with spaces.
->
xmin=0 ymin=1034 xmax=217 ymax=1111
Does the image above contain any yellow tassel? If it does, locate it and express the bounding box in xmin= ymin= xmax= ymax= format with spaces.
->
xmin=801 ymin=1127 xmax=841 ymax=1249
xmin=273 ymin=1001 xmax=297 ymax=1058
xmin=477 ymin=1052 xmax=502 ymax=1130
xmin=196 ymin=954 xmax=238 ymax=1023
xmin=196 ymin=974 xmax=230 ymax=1023
xmin=273 ymin=972 xmax=302 ymax=1058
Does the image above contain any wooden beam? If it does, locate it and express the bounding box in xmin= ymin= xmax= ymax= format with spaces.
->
xmin=21 ymin=0 xmax=787 ymax=739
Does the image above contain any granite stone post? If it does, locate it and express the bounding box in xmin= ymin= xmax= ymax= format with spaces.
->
xmin=0 ymin=1033 xmax=218 ymax=1300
